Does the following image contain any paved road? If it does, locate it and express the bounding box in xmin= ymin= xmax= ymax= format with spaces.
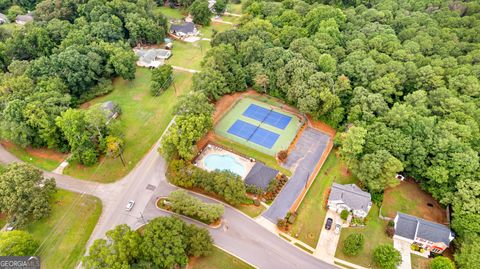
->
xmin=0 ymin=125 xmax=335 ymax=269
xmin=263 ymin=127 xmax=330 ymax=223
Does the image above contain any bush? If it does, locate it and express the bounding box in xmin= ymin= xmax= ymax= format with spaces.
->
xmin=430 ymin=257 xmax=453 ymax=269
xmin=340 ymin=209 xmax=350 ymax=220
xmin=288 ymin=212 xmax=297 ymax=224
xmin=253 ymin=199 xmax=260 ymax=206
xmin=385 ymin=226 xmax=395 ymax=237
xmin=150 ymin=65 xmax=173 ymax=96
xmin=277 ymin=219 xmax=287 ymax=230
xmin=168 ymin=190 xmax=224 ymax=224
xmin=373 ymin=244 xmax=402 ymax=269
xmin=371 ymin=191 xmax=384 ymax=206
xmin=245 ymin=184 xmax=263 ymax=195
xmin=277 ymin=150 xmax=288 ymax=162
xmin=342 ymin=233 xmax=365 ymax=256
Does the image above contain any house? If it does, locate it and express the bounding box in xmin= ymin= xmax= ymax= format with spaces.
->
xmin=0 ymin=13 xmax=8 ymax=24
xmin=170 ymin=22 xmax=198 ymax=38
xmin=15 ymin=12 xmax=34 ymax=25
xmin=394 ymin=213 xmax=454 ymax=254
xmin=100 ymin=101 xmax=120 ymax=123
xmin=244 ymin=162 xmax=278 ymax=191
xmin=327 ymin=183 xmax=372 ymax=218
xmin=134 ymin=48 xmax=172 ymax=68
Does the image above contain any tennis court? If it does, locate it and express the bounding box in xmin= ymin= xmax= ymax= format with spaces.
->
xmin=215 ymin=97 xmax=302 ymax=155
xmin=243 ymin=104 xmax=292 ymax=130
xmin=227 ymin=120 xmax=280 ymax=149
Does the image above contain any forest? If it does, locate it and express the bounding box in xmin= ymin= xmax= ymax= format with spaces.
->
xmin=0 ymin=0 xmax=168 ymax=165
xmin=191 ymin=0 xmax=480 ymax=266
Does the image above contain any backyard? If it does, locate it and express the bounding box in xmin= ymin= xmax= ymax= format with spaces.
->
xmin=64 ymin=68 xmax=192 ymax=182
xmin=189 ymin=246 xmax=253 ymax=269
xmin=335 ymin=205 xmax=392 ymax=268
xmin=288 ymin=152 xmax=357 ymax=248
xmin=382 ymin=180 xmax=447 ymax=223
xmin=25 ymin=189 xmax=102 ymax=269
xmin=168 ymin=40 xmax=210 ymax=70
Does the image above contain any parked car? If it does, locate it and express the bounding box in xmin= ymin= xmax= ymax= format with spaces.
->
xmin=334 ymin=224 xmax=341 ymax=234
xmin=325 ymin=218 xmax=333 ymax=230
xmin=125 ymin=200 xmax=135 ymax=211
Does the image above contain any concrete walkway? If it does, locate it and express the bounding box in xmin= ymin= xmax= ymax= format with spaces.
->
xmin=314 ymin=211 xmax=343 ymax=263
xmin=394 ymin=238 xmax=411 ymax=269
xmin=172 ymin=65 xmax=200 ymax=73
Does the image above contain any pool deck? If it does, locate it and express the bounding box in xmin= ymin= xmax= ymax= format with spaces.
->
xmin=195 ymin=144 xmax=256 ymax=179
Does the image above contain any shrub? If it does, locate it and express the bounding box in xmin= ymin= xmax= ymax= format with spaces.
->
xmin=288 ymin=212 xmax=297 ymax=224
xmin=340 ymin=209 xmax=350 ymax=220
xmin=371 ymin=191 xmax=384 ymax=206
xmin=168 ymin=190 xmax=224 ymax=224
xmin=430 ymin=256 xmax=454 ymax=269
xmin=253 ymin=199 xmax=260 ymax=206
xmin=342 ymin=233 xmax=365 ymax=256
xmin=150 ymin=65 xmax=173 ymax=96
xmin=385 ymin=226 xmax=395 ymax=237
xmin=245 ymin=184 xmax=263 ymax=195
xmin=277 ymin=150 xmax=288 ymax=162
xmin=277 ymin=218 xmax=287 ymax=230
xmin=373 ymin=244 xmax=402 ymax=269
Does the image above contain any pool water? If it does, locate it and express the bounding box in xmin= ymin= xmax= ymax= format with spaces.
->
xmin=203 ymin=154 xmax=245 ymax=177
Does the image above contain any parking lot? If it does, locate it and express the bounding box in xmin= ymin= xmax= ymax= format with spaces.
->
xmin=314 ymin=210 xmax=344 ymax=263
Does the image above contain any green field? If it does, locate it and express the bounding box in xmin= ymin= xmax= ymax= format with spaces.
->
xmin=156 ymin=6 xmax=185 ymax=19
xmin=215 ymin=98 xmax=302 ymax=156
xmin=167 ymin=40 xmax=210 ymax=70
xmin=335 ymin=205 xmax=393 ymax=268
xmin=199 ymin=22 xmax=235 ymax=39
xmin=189 ymin=246 xmax=254 ymax=269
xmin=25 ymin=190 xmax=102 ymax=269
xmin=64 ymin=68 xmax=192 ymax=182
xmin=0 ymin=143 xmax=63 ymax=171
xmin=289 ymin=152 xmax=357 ymax=248
xmin=227 ymin=3 xmax=243 ymax=14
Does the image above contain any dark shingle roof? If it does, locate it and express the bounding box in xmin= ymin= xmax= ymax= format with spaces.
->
xmin=395 ymin=213 xmax=454 ymax=246
xmin=328 ymin=183 xmax=371 ymax=212
xmin=244 ymin=162 xmax=278 ymax=190
xmin=170 ymin=22 xmax=196 ymax=34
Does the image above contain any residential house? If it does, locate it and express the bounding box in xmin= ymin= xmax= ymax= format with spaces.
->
xmin=394 ymin=213 xmax=454 ymax=254
xmin=244 ymin=162 xmax=279 ymax=191
xmin=170 ymin=22 xmax=198 ymax=38
xmin=15 ymin=12 xmax=34 ymax=25
xmin=0 ymin=13 xmax=8 ymax=24
xmin=134 ymin=48 xmax=172 ymax=68
xmin=327 ymin=183 xmax=372 ymax=218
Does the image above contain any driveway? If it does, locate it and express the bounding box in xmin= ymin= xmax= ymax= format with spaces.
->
xmin=314 ymin=210 xmax=343 ymax=263
xmin=263 ymin=127 xmax=330 ymax=223
xmin=394 ymin=238 xmax=410 ymax=269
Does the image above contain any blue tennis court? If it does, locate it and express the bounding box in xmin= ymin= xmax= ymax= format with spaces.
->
xmin=242 ymin=104 xmax=292 ymax=130
xmin=227 ymin=120 xmax=280 ymax=149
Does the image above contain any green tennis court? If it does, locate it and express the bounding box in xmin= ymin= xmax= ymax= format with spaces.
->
xmin=215 ymin=97 xmax=302 ymax=155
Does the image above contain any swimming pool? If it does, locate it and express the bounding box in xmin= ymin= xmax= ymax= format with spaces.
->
xmin=203 ymin=153 xmax=246 ymax=177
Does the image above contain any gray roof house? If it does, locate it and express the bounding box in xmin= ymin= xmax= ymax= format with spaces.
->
xmin=170 ymin=22 xmax=198 ymax=38
xmin=0 ymin=13 xmax=8 ymax=24
xmin=100 ymin=101 xmax=120 ymax=123
xmin=327 ymin=183 xmax=372 ymax=218
xmin=134 ymin=48 xmax=172 ymax=68
xmin=244 ymin=162 xmax=278 ymax=191
xmin=394 ymin=213 xmax=454 ymax=254
xmin=15 ymin=12 xmax=34 ymax=25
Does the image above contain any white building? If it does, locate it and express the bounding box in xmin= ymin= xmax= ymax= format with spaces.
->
xmin=327 ymin=183 xmax=372 ymax=218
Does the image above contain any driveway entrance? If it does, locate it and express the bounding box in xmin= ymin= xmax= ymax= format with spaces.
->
xmin=314 ymin=210 xmax=343 ymax=263
xmin=394 ymin=238 xmax=411 ymax=269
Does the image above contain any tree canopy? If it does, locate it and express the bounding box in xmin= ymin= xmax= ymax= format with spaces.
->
xmin=0 ymin=231 xmax=39 ymax=256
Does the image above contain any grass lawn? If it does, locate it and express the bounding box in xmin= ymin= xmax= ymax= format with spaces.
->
xmin=236 ymin=204 xmax=266 ymax=218
xmin=222 ymin=15 xmax=241 ymax=24
xmin=25 ymin=189 xmax=102 ymax=269
xmin=335 ymin=205 xmax=393 ymax=268
xmin=64 ymin=68 xmax=192 ymax=182
xmin=168 ymin=40 xmax=210 ymax=70
xmin=189 ymin=246 xmax=253 ymax=269
xmin=211 ymin=135 xmax=291 ymax=176
xmin=156 ymin=6 xmax=185 ymax=19
xmin=411 ymin=254 xmax=431 ymax=269
xmin=199 ymin=22 xmax=235 ymax=39
xmin=0 ymin=141 xmax=66 ymax=171
xmin=227 ymin=3 xmax=243 ymax=14
xmin=289 ymin=152 xmax=357 ymax=248
xmin=382 ymin=180 xmax=447 ymax=223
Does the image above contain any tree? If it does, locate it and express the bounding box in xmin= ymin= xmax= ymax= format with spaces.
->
xmin=184 ymin=223 xmax=213 ymax=257
xmin=355 ymin=150 xmax=403 ymax=192
xmin=168 ymin=189 xmax=224 ymax=224
xmin=213 ymin=0 xmax=227 ymax=15
xmin=0 ymin=163 xmax=56 ymax=227
xmin=372 ymin=244 xmax=402 ymax=269
xmin=105 ymin=135 xmax=126 ymax=166
xmin=174 ymin=91 xmax=214 ymax=116
xmin=83 ymin=224 xmax=142 ymax=269
xmin=150 ymin=65 xmax=173 ymax=96
xmin=340 ymin=209 xmax=349 ymax=220
xmin=455 ymin=237 xmax=480 ymax=269
xmin=430 ymin=256 xmax=454 ymax=269
xmin=0 ymin=231 xmax=39 ymax=256
xmin=342 ymin=233 xmax=364 ymax=256
xmin=190 ymin=0 xmax=212 ymax=26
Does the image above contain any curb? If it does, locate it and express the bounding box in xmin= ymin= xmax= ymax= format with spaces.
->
xmin=214 ymin=244 xmax=259 ymax=269
xmin=154 ymin=197 xmax=222 ymax=229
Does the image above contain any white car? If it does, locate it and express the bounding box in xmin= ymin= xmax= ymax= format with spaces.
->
xmin=125 ymin=200 xmax=135 ymax=211
xmin=334 ymin=224 xmax=341 ymax=235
